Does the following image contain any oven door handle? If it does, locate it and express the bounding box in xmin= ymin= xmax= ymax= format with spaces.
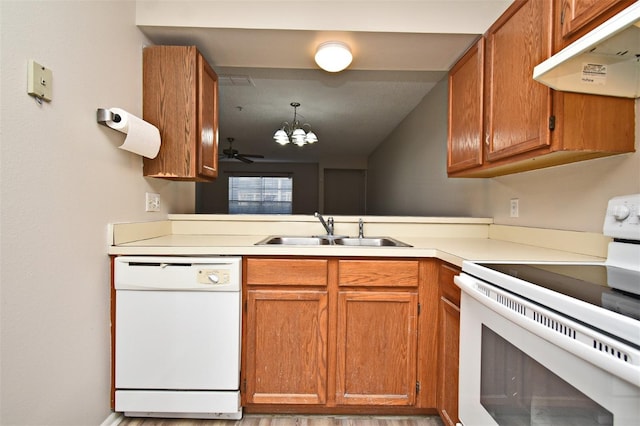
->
xmin=455 ymin=273 xmax=640 ymax=387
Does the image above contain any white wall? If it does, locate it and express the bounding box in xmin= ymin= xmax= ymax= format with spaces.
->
xmin=136 ymin=0 xmax=511 ymax=35
xmin=489 ymin=103 xmax=639 ymax=232
xmin=367 ymin=78 xmax=491 ymax=217
xmin=368 ymin=76 xmax=639 ymax=232
xmin=0 ymin=1 xmax=194 ymax=424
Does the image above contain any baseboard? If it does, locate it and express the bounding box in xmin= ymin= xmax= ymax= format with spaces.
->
xmin=100 ymin=412 xmax=124 ymax=426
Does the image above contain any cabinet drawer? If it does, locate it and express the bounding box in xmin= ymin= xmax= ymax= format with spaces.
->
xmin=439 ymin=263 xmax=461 ymax=306
xmin=246 ymin=258 xmax=328 ymax=286
xmin=338 ymin=260 xmax=419 ymax=287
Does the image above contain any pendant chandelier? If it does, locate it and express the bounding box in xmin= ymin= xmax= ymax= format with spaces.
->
xmin=273 ymin=102 xmax=318 ymax=146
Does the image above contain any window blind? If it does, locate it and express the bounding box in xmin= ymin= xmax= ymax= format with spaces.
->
xmin=228 ymin=176 xmax=293 ymax=214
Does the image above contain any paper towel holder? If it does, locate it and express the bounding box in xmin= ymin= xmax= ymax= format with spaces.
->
xmin=96 ymin=108 xmax=122 ymax=126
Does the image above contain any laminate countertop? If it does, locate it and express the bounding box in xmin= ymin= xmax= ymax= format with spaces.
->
xmin=108 ymin=215 xmax=609 ymax=267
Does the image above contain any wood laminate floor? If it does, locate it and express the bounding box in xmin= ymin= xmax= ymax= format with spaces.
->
xmin=119 ymin=414 xmax=445 ymax=426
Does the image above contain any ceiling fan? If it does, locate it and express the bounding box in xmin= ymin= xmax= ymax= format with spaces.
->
xmin=220 ymin=138 xmax=264 ymax=163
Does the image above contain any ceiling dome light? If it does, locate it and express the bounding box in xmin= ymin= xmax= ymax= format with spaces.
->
xmin=315 ymin=41 xmax=352 ymax=72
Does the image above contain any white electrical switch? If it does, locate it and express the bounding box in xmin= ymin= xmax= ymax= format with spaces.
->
xmin=27 ymin=59 xmax=53 ymax=102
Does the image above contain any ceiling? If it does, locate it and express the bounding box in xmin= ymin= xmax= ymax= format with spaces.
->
xmin=137 ymin=1 xmax=513 ymax=164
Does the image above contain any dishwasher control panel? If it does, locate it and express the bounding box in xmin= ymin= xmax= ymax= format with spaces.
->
xmin=197 ymin=269 xmax=230 ymax=285
xmin=114 ymin=256 xmax=241 ymax=291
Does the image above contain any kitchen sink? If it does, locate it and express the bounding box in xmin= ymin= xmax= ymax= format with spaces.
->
xmin=256 ymin=236 xmax=334 ymax=245
xmin=333 ymin=237 xmax=412 ymax=247
xmin=256 ymin=236 xmax=412 ymax=247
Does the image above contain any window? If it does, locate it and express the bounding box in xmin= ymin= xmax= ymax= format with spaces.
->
xmin=228 ymin=176 xmax=293 ymax=214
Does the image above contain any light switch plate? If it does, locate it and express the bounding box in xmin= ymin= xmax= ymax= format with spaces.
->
xmin=27 ymin=59 xmax=53 ymax=101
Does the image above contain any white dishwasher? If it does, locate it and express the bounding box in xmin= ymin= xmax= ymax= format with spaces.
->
xmin=114 ymin=256 xmax=242 ymax=419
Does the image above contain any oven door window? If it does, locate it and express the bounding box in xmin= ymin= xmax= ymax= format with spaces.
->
xmin=480 ymin=325 xmax=613 ymax=426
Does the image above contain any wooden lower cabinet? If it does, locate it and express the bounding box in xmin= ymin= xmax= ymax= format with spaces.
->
xmin=244 ymin=258 xmax=329 ymax=405
xmin=242 ymin=257 xmax=439 ymax=414
xmin=437 ymin=263 xmax=461 ymax=426
xmin=335 ymin=290 xmax=418 ymax=406
xmin=245 ymin=289 xmax=328 ymax=404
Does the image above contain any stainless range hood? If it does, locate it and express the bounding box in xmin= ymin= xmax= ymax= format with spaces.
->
xmin=533 ymin=2 xmax=640 ymax=98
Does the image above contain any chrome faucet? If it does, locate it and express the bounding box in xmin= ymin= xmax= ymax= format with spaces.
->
xmin=314 ymin=212 xmax=333 ymax=235
xmin=358 ymin=218 xmax=364 ymax=238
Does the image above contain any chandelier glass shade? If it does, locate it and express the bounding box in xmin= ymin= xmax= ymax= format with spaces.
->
xmin=273 ymin=102 xmax=318 ymax=147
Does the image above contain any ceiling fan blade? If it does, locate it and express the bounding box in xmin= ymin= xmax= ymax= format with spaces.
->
xmin=236 ymin=155 xmax=254 ymax=164
xmin=240 ymin=154 xmax=265 ymax=158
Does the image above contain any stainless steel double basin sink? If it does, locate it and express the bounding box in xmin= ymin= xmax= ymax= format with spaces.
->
xmin=256 ymin=236 xmax=412 ymax=247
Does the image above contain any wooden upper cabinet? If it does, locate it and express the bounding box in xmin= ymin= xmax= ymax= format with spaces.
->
xmin=447 ymin=0 xmax=635 ymax=178
xmin=447 ymin=38 xmax=484 ymax=174
xmin=485 ymin=0 xmax=553 ymax=162
xmin=142 ymin=46 xmax=219 ymax=181
xmin=558 ymin=0 xmax=637 ymax=45
xmin=197 ymin=53 xmax=219 ymax=179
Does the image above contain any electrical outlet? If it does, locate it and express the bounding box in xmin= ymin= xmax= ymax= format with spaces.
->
xmin=510 ymin=198 xmax=519 ymax=218
xmin=145 ymin=192 xmax=160 ymax=212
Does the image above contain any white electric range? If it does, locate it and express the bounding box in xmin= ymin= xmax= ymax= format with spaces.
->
xmin=455 ymin=194 xmax=640 ymax=426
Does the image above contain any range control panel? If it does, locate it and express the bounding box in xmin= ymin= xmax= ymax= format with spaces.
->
xmin=603 ymin=194 xmax=640 ymax=240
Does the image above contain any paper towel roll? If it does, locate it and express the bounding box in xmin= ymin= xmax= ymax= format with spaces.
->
xmin=105 ymin=108 xmax=161 ymax=159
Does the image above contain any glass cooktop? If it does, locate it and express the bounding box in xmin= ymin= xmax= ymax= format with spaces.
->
xmin=474 ymin=263 xmax=640 ymax=322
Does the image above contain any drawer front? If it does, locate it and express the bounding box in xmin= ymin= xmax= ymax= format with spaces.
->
xmin=338 ymin=260 xmax=419 ymax=287
xmin=439 ymin=263 xmax=461 ymax=306
xmin=246 ymin=258 xmax=328 ymax=286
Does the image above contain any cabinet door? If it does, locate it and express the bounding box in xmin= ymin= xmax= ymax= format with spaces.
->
xmin=143 ymin=46 xmax=197 ymax=178
xmin=437 ymin=263 xmax=461 ymax=426
xmin=338 ymin=259 xmax=419 ymax=288
xmin=485 ymin=0 xmax=553 ymax=162
xmin=142 ymin=46 xmax=219 ymax=181
xmin=246 ymin=258 xmax=328 ymax=286
xmin=559 ymin=0 xmax=635 ymax=42
xmin=245 ymin=289 xmax=328 ymax=404
xmin=335 ymin=291 xmax=418 ymax=406
xmin=438 ymin=297 xmax=460 ymax=426
xmin=197 ymin=53 xmax=219 ymax=179
xmin=447 ymin=38 xmax=484 ymax=173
